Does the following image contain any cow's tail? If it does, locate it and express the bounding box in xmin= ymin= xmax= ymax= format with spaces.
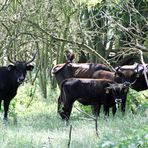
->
xmin=51 ymin=61 xmax=71 ymax=74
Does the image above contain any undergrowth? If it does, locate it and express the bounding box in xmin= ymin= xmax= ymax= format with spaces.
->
xmin=0 ymin=84 xmax=147 ymax=148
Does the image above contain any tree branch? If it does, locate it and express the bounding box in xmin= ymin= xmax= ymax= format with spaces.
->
xmin=75 ymin=107 xmax=99 ymax=136
xmin=26 ymin=19 xmax=115 ymax=71
xmin=138 ymin=50 xmax=148 ymax=88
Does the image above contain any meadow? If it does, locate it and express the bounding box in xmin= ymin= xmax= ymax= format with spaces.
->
xmin=0 ymin=83 xmax=147 ymax=148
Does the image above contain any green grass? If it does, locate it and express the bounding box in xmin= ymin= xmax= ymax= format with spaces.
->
xmin=0 ymin=84 xmax=147 ymax=148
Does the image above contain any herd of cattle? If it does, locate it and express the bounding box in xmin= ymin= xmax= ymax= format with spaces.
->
xmin=52 ymin=61 xmax=148 ymax=121
xmin=0 ymin=53 xmax=147 ymax=121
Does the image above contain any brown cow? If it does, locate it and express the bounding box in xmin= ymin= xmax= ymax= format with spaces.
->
xmin=58 ymin=78 xmax=130 ymax=121
xmin=52 ymin=62 xmax=112 ymax=87
xmin=52 ymin=63 xmax=115 ymax=116
xmin=115 ymin=63 xmax=148 ymax=91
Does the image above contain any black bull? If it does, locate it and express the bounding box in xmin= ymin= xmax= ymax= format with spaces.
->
xmin=58 ymin=78 xmax=129 ymax=121
xmin=0 ymin=55 xmax=35 ymax=120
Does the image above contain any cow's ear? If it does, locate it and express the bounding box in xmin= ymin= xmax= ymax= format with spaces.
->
xmin=115 ymin=71 xmax=122 ymax=77
xmin=136 ymin=73 xmax=140 ymax=78
xmin=8 ymin=65 xmax=15 ymax=71
xmin=124 ymin=82 xmax=130 ymax=87
xmin=124 ymin=87 xmax=128 ymax=93
xmin=105 ymin=88 xmax=110 ymax=94
xmin=123 ymin=82 xmax=130 ymax=92
xmin=26 ymin=65 xmax=34 ymax=71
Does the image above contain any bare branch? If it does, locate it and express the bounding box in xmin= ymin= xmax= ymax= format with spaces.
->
xmin=75 ymin=107 xmax=99 ymax=136
xmin=138 ymin=50 xmax=148 ymax=88
xmin=26 ymin=19 xmax=115 ymax=71
xmin=135 ymin=43 xmax=148 ymax=52
xmin=0 ymin=0 xmax=9 ymax=11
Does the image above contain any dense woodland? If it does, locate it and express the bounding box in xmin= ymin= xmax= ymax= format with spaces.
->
xmin=0 ymin=0 xmax=148 ymax=147
xmin=0 ymin=0 xmax=148 ymax=98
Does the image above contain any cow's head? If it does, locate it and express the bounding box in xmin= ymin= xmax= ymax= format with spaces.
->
xmin=7 ymin=54 xmax=36 ymax=84
xmin=115 ymin=63 xmax=141 ymax=83
xmin=105 ymin=82 xmax=130 ymax=103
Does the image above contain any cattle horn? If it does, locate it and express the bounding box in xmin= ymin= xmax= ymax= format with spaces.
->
xmin=7 ymin=55 xmax=15 ymax=64
xmin=134 ymin=63 xmax=139 ymax=72
xmin=123 ymin=82 xmax=131 ymax=87
xmin=26 ymin=52 xmax=37 ymax=65
xmin=115 ymin=66 xmax=121 ymax=72
xmin=129 ymin=79 xmax=137 ymax=86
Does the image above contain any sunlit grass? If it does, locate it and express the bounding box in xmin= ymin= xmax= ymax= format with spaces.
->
xmin=0 ymin=84 xmax=147 ymax=148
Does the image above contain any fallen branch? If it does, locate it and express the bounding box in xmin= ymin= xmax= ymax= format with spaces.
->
xmin=75 ymin=107 xmax=96 ymax=120
xmin=67 ymin=125 xmax=72 ymax=148
xmin=75 ymin=107 xmax=99 ymax=136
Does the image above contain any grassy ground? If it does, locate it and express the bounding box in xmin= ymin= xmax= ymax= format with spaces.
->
xmin=0 ymin=84 xmax=147 ymax=148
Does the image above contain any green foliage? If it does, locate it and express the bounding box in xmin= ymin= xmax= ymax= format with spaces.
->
xmin=0 ymin=0 xmax=148 ymax=97
xmin=127 ymin=88 xmax=148 ymax=114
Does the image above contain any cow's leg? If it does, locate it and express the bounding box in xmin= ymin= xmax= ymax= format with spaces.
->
xmin=57 ymin=95 xmax=62 ymax=113
xmin=58 ymin=93 xmax=74 ymax=121
xmin=121 ymin=100 xmax=126 ymax=115
xmin=112 ymin=105 xmax=117 ymax=116
xmin=3 ymin=99 xmax=11 ymax=120
xmin=103 ymin=105 xmax=109 ymax=116
xmin=64 ymin=104 xmax=73 ymax=121
xmin=91 ymin=104 xmax=101 ymax=117
xmin=59 ymin=103 xmax=73 ymax=121
xmin=57 ymin=95 xmax=65 ymax=118
xmin=63 ymin=94 xmax=74 ymax=121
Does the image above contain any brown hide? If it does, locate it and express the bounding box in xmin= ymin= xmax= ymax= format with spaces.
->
xmin=115 ymin=63 xmax=148 ymax=91
xmin=92 ymin=70 xmax=115 ymax=81
xmin=52 ymin=62 xmax=111 ymax=86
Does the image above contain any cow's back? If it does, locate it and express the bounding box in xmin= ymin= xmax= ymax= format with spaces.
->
xmin=73 ymin=63 xmax=111 ymax=78
xmin=62 ymin=78 xmax=113 ymax=104
xmin=52 ymin=63 xmax=111 ymax=87
xmin=92 ymin=70 xmax=114 ymax=80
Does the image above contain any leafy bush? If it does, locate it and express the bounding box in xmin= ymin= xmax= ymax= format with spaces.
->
xmin=127 ymin=88 xmax=148 ymax=114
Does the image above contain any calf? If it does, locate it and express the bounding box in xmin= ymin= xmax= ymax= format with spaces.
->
xmin=0 ymin=55 xmax=35 ymax=120
xmin=91 ymin=70 xmax=122 ymax=115
xmin=58 ymin=78 xmax=129 ymax=121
